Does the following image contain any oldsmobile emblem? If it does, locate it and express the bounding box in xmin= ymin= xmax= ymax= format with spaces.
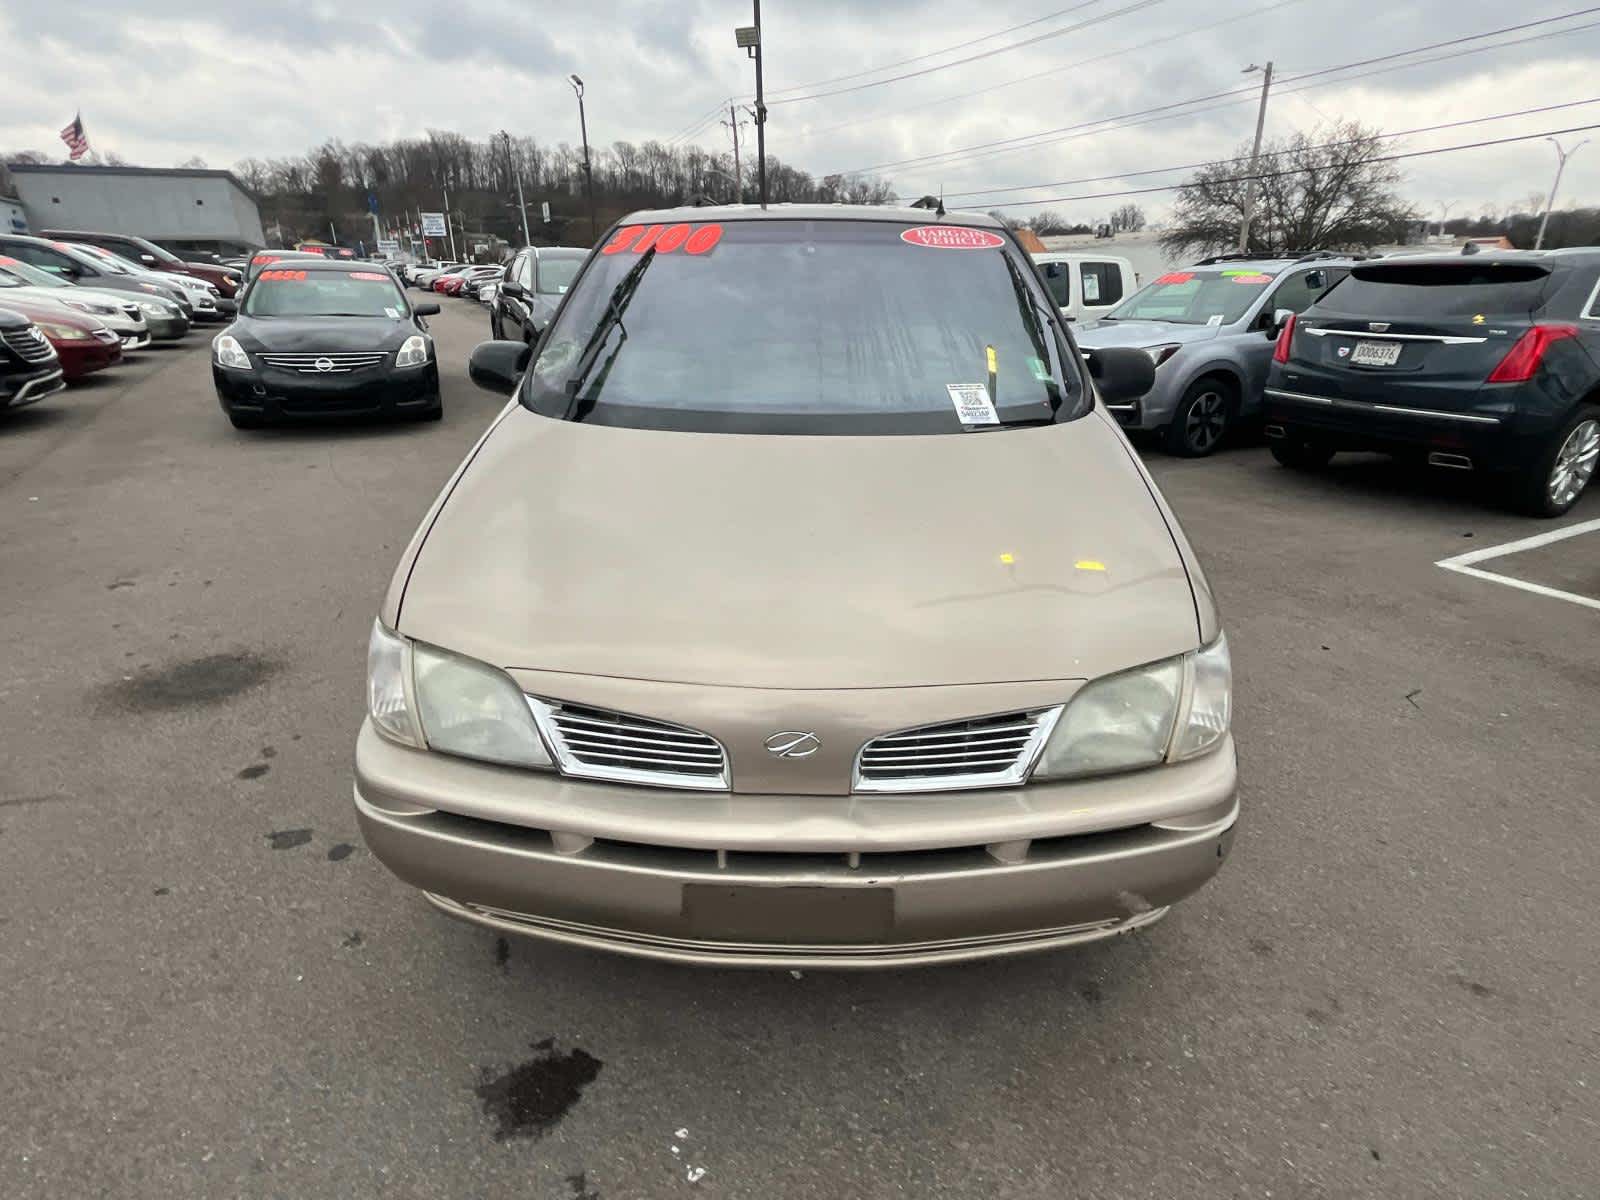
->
xmin=764 ymin=731 xmax=821 ymax=759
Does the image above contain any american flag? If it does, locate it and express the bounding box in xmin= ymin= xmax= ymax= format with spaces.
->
xmin=59 ymin=113 xmax=89 ymax=160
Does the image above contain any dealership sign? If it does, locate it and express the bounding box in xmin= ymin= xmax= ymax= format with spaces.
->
xmin=420 ymin=212 xmax=447 ymax=237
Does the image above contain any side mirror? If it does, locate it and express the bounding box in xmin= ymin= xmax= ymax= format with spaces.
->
xmin=469 ymin=339 xmax=532 ymax=395
xmin=500 ymin=279 xmax=524 ymax=298
xmin=140 ymin=254 xmax=156 ymax=264
xmin=1085 ymin=346 xmax=1155 ymax=403
xmin=1268 ymin=307 xmax=1294 ymax=337
xmin=413 ymin=302 xmax=440 ymax=316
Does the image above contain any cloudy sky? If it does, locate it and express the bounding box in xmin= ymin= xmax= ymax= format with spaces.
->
xmin=3 ymin=0 xmax=1598 ymax=225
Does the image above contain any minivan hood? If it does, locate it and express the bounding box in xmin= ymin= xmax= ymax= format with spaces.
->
xmin=1074 ymin=319 xmax=1221 ymax=348
xmin=397 ymin=410 xmax=1201 ymax=689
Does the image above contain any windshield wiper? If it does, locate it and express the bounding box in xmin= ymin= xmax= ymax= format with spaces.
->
xmin=563 ymin=248 xmax=656 ymax=418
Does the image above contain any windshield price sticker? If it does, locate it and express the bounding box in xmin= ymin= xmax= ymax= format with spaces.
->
xmin=947 ymin=382 xmax=999 ymax=425
xmin=1155 ymin=271 xmax=1195 ymax=285
xmin=384 ymin=307 xmax=401 ymax=319
xmin=602 ymin=223 xmax=724 ymax=256
xmin=901 ymin=226 xmax=1006 ymax=250
xmin=349 ymin=271 xmax=389 ymax=282
xmin=258 ymin=269 xmax=307 ymax=281
xmin=1228 ymin=273 xmax=1273 ymax=284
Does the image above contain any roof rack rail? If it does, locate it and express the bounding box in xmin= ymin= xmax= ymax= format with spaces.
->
xmin=1194 ymin=252 xmax=1263 ymax=265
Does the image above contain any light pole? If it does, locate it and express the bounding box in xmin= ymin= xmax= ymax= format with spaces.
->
xmin=1237 ymin=61 xmax=1273 ymax=254
xmin=501 ymin=130 xmax=532 ymax=247
xmin=1535 ymin=136 xmax=1589 ymax=250
xmin=568 ymin=74 xmax=596 ymax=243
xmin=735 ymin=5 xmax=768 ymax=208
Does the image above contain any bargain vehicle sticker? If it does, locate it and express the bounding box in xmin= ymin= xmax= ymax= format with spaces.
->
xmin=348 ymin=271 xmax=390 ymax=281
xmin=901 ymin=226 xmax=1006 ymax=249
xmin=258 ymin=269 xmax=308 ymax=281
xmin=602 ymin=222 xmax=724 ymax=256
xmin=1228 ymin=273 xmax=1273 ymax=284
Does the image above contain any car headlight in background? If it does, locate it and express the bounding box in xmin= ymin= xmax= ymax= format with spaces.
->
xmin=138 ymin=300 xmax=174 ymax=316
xmin=213 ymin=334 xmax=251 ymax=369
xmin=1142 ymin=344 xmax=1181 ymax=369
xmin=1033 ymin=633 xmax=1231 ymax=779
xmin=395 ymin=334 xmax=430 ymax=367
xmin=60 ymin=299 xmax=113 ymax=317
xmin=39 ymin=323 xmax=91 ymax=341
xmin=366 ymin=621 xmax=552 ymax=769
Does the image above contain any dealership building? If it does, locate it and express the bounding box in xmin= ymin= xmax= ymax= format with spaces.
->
xmin=5 ymin=163 xmax=266 ymax=256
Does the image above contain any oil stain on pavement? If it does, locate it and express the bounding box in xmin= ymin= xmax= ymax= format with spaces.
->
xmin=265 ymin=828 xmax=313 ymax=850
xmin=474 ymin=1038 xmax=603 ymax=1142
xmin=100 ymin=650 xmax=282 ymax=713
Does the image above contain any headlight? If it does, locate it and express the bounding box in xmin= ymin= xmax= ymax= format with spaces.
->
xmin=61 ymin=299 xmax=110 ymax=316
xmin=1033 ymin=633 xmax=1230 ymax=780
xmin=365 ymin=620 xmax=552 ymax=768
xmin=1143 ymin=343 xmax=1181 ymax=368
xmin=395 ymin=334 xmax=430 ymax=367
xmin=213 ymin=333 xmax=251 ymax=369
xmin=40 ymin=323 xmax=91 ymax=341
xmin=138 ymin=300 xmax=173 ymax=316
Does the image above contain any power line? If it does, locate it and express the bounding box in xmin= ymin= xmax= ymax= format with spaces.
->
xmin=844 ymin=7 xmax=1600 ymax=176
xmin=767 ymin=0 xmax=1169 ymax=106
xmin=781 ymin=0 xmax=1312 ymax=147
xmin=764 ymin=0 xmax=1106 ymax=98
xmin=664 ymin=99 xmax=734 ymax=146
xmin=974 ymin=121 xmax=1600 ymax=210
xmin=920 ymin=98 xmax=1600 ymax=203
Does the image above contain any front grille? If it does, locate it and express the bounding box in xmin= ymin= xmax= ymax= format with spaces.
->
xmin=1 ymin=326 xmax=55 ymax=363
xmin=120 ymin=304 xmax=140 ymax=320
xmin=257 ymin=351 xmax=389 ymax=374
xmin=528 ymin=699 xmax=729 ymax=791
xmin=855 ymin=707 xmax=1063 ymax=793
xmin=92 ymin=328 xmax=119 ymax=344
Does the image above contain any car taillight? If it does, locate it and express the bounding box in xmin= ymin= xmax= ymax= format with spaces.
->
xmin=1486 ymin=323 xmax=1579 ymax=383
xmin=1272 ymin=313 xmax=1297 ymax=364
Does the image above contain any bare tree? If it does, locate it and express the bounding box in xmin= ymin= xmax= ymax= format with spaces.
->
xmin=1108 ymin=204 xmax=1146 ymax=233
xmin=1162 ymin=121 xmax=1412 ymax=257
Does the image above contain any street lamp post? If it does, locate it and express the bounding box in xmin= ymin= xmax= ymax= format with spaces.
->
xmin=735 ymin=4 xmax=768 ymax=208
xmin=1237 ymin=61 xmax=1273 ymax=254
xmin=1535 ymin=136 xmax=1589 ymax=250
xmin=568 ymin=74 xmax=596 ymax=243
xmin=501 ymin=130 xmax=532 ymax=247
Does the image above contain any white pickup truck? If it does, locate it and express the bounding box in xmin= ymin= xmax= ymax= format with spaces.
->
xmin=1031 ymin=253 xmax=1138 ymax=322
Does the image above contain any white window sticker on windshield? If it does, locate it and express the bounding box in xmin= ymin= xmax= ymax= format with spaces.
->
xmin=947 ymin=383 xmax=999 ymax=425
xmin=1207 ymin=313 xmax=1225 ymax=326
xmin=384 ymin=307 xmax=400 ymax=319
xmin=1082 ymin=273 xmax=1101 ymax=302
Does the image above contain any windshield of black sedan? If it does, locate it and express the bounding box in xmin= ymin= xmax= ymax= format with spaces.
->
xmin=1107 ymin=268 xmax=1277 ymax=325
xmin=523 ymin=219 xmax=1082 ymax=434
xmin=243 ymin=270 xmax=407 ymax=318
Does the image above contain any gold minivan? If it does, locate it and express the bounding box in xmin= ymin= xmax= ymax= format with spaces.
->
xmin=355 ymin=207 xmax=1237 ymax=968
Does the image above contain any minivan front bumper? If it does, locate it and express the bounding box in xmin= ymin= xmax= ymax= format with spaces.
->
xmin=353 ymin=720 xmax=1238 ymax=968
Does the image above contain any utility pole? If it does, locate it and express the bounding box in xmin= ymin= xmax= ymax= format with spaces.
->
xmin=736 ymin=4 xmax=768 ymax=207
xmin=569 ymin=75 xmax=596 ymax=243
xmin=443 ymin=184 xmax=459 ymax=262
xmin=721 ymin=101 xmax=747 ymax=203
xmin=1237 ymin=61 xmax=1273 ymax=254
xmin=1535 ymin=136 xmax=1589 ymax=250
xmin=502 ymin=130 xmax=532 ymax=246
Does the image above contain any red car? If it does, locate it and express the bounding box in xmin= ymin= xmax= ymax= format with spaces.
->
xmin=0 ymin=297 xmax=123 ymax=380
xmin=435 ymin=274 xmax=469 ymax=295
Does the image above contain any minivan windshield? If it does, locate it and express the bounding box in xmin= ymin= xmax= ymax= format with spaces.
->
xmin=1106 ymin=268 xmax=1277 ymax=325
xmin=523 ymin=219 xmax=1083 ymax=435
xmin=242 ymin=269 xmax=408 ymax=318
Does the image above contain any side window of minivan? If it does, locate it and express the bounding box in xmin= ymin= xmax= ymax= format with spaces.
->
xmin=1265 ymin=269 xmax=1343 ymax=320
xmin=1039 ymin=261 xmax=1070 ymax=307
xmin=1081 ymin=262 xmax=1124 ymax=307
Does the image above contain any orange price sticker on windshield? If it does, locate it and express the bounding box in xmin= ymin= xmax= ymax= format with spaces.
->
xmin=1155 ymin=272 xmax=1195 ymax=285
xmin=602 ymin=222 xmax=724 ymax=256
xmin=1229 ymin=273 xmax=1273 ymax=284
xmin=348 ymin=271 xmax=389 ymax=281
xmin=258 ymin=269 xmax=308 ymax=281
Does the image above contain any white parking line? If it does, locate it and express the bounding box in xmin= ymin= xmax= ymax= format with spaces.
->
xmin=1435 ymin=517 xmax=1600 ymax=612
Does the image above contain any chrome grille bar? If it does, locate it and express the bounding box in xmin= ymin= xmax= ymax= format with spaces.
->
xmin=855 ymin=707 xmax=1063 ymax=794
xmin=527 ymin=698 xmax=729 ymax=791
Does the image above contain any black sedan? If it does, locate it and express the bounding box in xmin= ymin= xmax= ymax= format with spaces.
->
xmin=490 ymin=246 xmax=587 ymax=344
xmin=1266 ymin=249 xmax=1600 ymax=517
xmin=211 ymin=259 xmax=441 ymax=429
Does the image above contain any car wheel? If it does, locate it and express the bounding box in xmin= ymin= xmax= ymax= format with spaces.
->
xmin=414 ymin=404 xmax=444 ymax=422
xmin=228 ymin=412 xmax=264 ymax=430
xmin=1163 ymin=378 xmax=1234 ymax=457
xmin=1270 ymin=435 xmax=1335 ymax=470
xmin=1511 ymin=405 xmax=1599 ymax=517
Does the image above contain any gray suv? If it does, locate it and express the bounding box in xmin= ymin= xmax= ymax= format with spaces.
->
xmin=1074 ymin=253 xmax=1357 ymax=455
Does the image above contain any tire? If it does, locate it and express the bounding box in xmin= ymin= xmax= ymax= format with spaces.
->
xmin=1509 ymin=405 xmax=1599 ymax=517
xmin=414 ymin=404 xmax=444 ymax=422
xmin=1163 ymin=377 xmax=1235 ymax=457
xmin=228 ymin=412 xmax=264 ymax=430
xmin=1270 ymin=436 xmax=1335 ymax=470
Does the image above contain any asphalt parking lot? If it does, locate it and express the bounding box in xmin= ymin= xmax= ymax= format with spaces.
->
xmin=2 ymin=301 xmax=1596 ymax=1200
